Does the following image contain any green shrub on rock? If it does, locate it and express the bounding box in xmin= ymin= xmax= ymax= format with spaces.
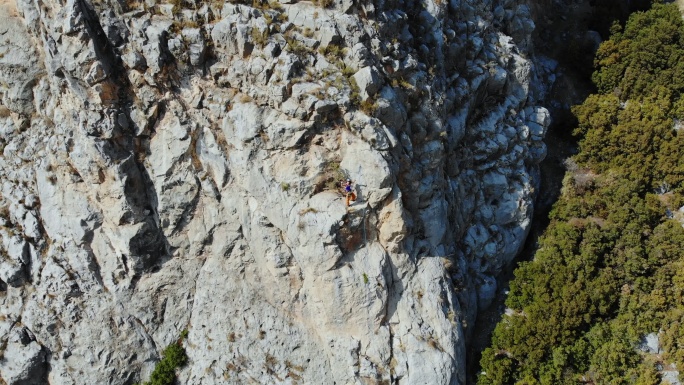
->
xmin=139 ymin=332 xmax=188 ymax=385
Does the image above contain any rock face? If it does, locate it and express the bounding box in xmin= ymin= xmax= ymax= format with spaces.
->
xmin=0 ymin=0 xmax=551 ymax=383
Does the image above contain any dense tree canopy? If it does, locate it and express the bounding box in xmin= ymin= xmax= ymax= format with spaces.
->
xmin=479 ymin=3 xmax=684 ymax=384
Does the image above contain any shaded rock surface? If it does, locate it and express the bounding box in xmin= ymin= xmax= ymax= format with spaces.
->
xmin=0 ymin=0 xmax=554 ymax=383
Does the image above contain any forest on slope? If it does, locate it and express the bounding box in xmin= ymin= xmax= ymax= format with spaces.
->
xmin=478 ymin=3 xmax=684 ymax=384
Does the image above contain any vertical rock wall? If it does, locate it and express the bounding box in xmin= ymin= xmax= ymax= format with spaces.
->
xmin=0 ymin=0 xmax=551 ymax=383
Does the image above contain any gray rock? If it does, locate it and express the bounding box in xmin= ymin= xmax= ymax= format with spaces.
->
xmin=183 ymin=28 xmax=207 ymax=66
xmin=525 ymin=106 xmax=551 ymax=128
xmin=22 ymin=212 xmax=40 ymax=239
xmin=340 ymin=132 xmax=392 ymax=208
xmin=222 ymin=102 xmax=263 ymax=144
xmin=333 ymin=13 xmax=366 ymax=45
xmin=167 ymin=37 xmax=184 ymax=60
xmin=487 ymin=65 xmax=508 ymax=94
xmin=528 ymin=141 xmax=547 ymax=164
xmin=5 ymin=235 xmax=29 ymax=266
xmin=141 ymin=19 xmax=174 ymax=75
xmin=197 ymin=127 xmax=228 ymax=188
xmin=585 ymin=30 xmax=602 ymax=51
xmin=661 ymin=365 xmax=681 ymax=385
xmin=210 ymin=18 xmax=238 ymax=54
xmin=476 ymin=274 xmax=497 ymax=310
xmin=353 ymin=66 xmax=382 ymax=100
xmin=85 ymin=62 xmax=107 ymax=86
xmin=0 ymin=257 xmax=26 ymax=288
xmin=348 ymin=42 xmax=372 ymax=69
xmin=319 ymin=23 xmax=341 ymax=48
xmin=639 ymin=332 xmax=661 ymax=354
xmin=0 ymin=327 xmax=46 ymax=385
xmin=23 ymin=194 xmax=39 ymax=209
xmin=315 ymin=99 xmax=338 ymax=115
xmin=446 ymin=112 xmax=467 ymax=146
xmin=482 ymin=171 xmax=508 ymax=199
xmin=375 ymin=86 xmax=407 ymax=130
xmin=0 ymin=13 xmax=40 ymax=116
xmin=286 ymin=2 xmax=319 ymax=31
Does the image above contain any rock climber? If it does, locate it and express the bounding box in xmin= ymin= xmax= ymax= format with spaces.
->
xmin=342 ymin=179 xmax=356 ymax=207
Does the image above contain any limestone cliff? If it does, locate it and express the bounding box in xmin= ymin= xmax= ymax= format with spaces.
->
xmin=0 ymin=0 xmax=551 ymax=383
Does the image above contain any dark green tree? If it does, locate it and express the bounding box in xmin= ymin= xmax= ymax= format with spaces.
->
xmin=479 ymin=3 xmax=684 ymax=384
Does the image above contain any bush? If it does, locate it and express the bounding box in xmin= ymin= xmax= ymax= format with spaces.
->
xmin=140 ymin=333 xmax=188 ymax=385
xmin=322 ymin=160 xmax=346 ymax=191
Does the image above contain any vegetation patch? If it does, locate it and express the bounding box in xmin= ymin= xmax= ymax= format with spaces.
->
xmin=285 ymin=35 xmax=312 ymax=57
xmin=251 ymin=27 xmax=268 ymax=47
xmin=360 ymin=98 xmax=378 ymax=115
xmin=479 ymin=4 xmax=684 ymax=384
xmin=312 ymin=0 xmax=333 ymax=8
xmin=138 ymin=331 xmax=188 ymax=385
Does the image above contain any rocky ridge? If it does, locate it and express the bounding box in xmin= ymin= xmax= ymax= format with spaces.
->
xmin=0 ymin=0 xmax=552 ymax=383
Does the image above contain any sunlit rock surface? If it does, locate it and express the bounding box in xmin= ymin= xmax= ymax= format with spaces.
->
xmin=0 ymin=0 xmax=551 ymax=383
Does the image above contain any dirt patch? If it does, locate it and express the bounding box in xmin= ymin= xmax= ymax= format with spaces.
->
xmin=0 ymin=0 xmax=19 ymax=17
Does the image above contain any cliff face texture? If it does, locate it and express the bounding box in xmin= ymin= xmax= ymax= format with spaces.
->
xmin=0 ymin=0 xmax=552 ymax=383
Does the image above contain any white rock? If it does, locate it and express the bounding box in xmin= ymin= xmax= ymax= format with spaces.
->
xmin=197 ymin=127 xmax=228 ymax=187
xmin=0 ymin=340 xmax=46 ymax=384
xmin=222 ymin=102 xmax=263 ymax=145
xmin=22 ymin=211 xmax=40 ymax=239
xmin=141 ymin=20 xmax=174 ymax=75
xmin=340 ymin=132 xmax=392 ymax=208
xmin=210 ymin=18 xmax=237 ymax=54
xmin=639 ymin=332 xmax=661 ymax=354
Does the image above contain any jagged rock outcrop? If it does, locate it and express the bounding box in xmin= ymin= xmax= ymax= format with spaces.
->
xmin=0 ymin=0 xmax=552 ymax=383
